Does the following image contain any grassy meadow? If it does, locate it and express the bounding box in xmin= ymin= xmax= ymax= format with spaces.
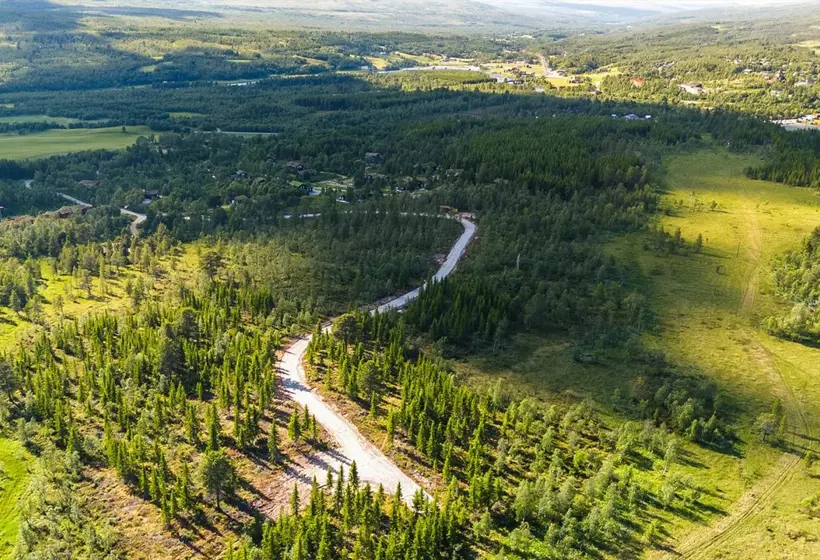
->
xmin=454 ymin=146 xmax=820 ymax=558
xmin=0 ymin=439 xmax=30 ymax=560
xmin=0 ymin=126 xmax=156 ymax=159
xmin=634 ymin=149 xmax=820 ymax=558
xmin=0 ymin=115 xmax=88 ymax=126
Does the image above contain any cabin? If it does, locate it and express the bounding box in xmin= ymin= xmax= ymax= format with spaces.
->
xmin=142 ymin=190 xmax=161 ymax=206
xmin=364 ymin=152 xmax=384 ymax=165
xmin=630 ymin=77 xmax=645 ymax=88
xmin=679 ymin=82 xmax=704 ymax=95
xmin=365 ymin=172 xmax=388 ymax=182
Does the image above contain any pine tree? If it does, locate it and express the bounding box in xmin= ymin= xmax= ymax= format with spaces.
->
xmin=267 ymin=423 xmax=280 ymax=462
xmin=200 ymin=449 xmax=235 ymax=510
xmin=386 ymin=408 xmax=396 ymax=446
xmin=317 ymin=518 xmax=332 ymax=560
xmin=288 ymin=410 xmax=301 ymax=442
xmin=290 ymin=482 xmax=301 ymax=516
xmin=206 ymin=403 xmax=221 ymax=451
xmin=185 ymin=404 xmax=200 ymax=445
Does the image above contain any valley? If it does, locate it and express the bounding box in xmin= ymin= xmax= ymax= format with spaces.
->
xmin=1 ymin=2 xmax=820 ymax=560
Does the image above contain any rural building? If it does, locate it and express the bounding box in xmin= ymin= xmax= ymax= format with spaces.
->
xmin=365 ymin=152 xmax=384 ymax=165
xmin=77 ymin=179 xmax=100 ymax=188
xmin=631 ymin=77 xmax=645 ymax=87
xmin=142 ymin=190 xmax=161 ymax=205
xmin=679 ymin=82 xmax=704 ymax=95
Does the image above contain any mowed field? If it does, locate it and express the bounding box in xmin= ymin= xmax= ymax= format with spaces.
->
xmin=0 ymin=126 xmax=156 ymax=159
xmin=456 ymin=147 xmax=820 ymax=558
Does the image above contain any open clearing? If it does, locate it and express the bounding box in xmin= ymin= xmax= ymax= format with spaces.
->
xmin=455 ymin=147 xmax=820 ymax=558
xmin=615 ymin=148 xmax=820 ymax=559
xmin=0 ymin=126 xmax=156 ymax=159
xmin=0 ymin=115 xmax=88 ymax=125
xmin=0 ymin=438 xmax=31 ymax=560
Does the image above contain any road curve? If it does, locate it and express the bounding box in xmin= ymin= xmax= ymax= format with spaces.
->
xmin=120 ymin=208 xmax=147 ymax=237
xmin=278 ymin=216 xmax=476 ymax=502
xmin=57 ymin=192 xmax=146 ymax=236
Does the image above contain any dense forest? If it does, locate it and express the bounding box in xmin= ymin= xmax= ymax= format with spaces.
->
xmin=745 ymin=130 xmax=820 ymax=188
xmin=302 ymin=308 xmax=719 ymax=558
xmin=1 ymin=214 xmax=462 ymax=558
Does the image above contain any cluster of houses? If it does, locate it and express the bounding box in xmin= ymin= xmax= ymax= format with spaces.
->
xmin=630 ymin=76 xmax=705 ymax=95
xmin=774 ymin=114 xmax=820 ymax=130
xmin=76 ymin=177 xmax=162 ymax=207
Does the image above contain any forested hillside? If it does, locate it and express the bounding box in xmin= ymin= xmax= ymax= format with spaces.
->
xmin=0 ymin=4 xmax=819 ymax=560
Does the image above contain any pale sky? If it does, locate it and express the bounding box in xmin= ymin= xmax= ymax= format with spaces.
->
xmin=485 ymin=0 xmax=805 ymax=12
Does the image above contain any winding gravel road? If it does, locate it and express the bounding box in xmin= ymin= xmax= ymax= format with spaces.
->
xmin=57 ymin=192 xmax=146 ymax=236
xmin=278 ymin=216 xmax=476 ymax=502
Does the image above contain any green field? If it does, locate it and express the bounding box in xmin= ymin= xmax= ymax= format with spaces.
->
xmin=168 ymin=111 xmax=205 ymax=118
xmin=454 ymin=147 xmax=820 ymax=558
xmin=0 ymin=438 xmax=31 ymax=560
xmin=0 ymin=126 xmax=156 ymax=159
xmin=617 ymin=149 xmax=820 ymax=558
xmin=0 ymin=115 xmax=86 ymax=125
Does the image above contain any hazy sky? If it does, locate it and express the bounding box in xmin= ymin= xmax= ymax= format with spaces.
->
xmin=486 ymin=0 xmax=804 ymax=11
xmin=52 ymin=0 xmax=814 ymax=29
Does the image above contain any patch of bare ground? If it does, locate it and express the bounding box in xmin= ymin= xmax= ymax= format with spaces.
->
xmin=83 ymin=469 xmax=208 ymax=560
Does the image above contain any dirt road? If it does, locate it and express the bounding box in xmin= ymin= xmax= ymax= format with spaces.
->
xmin=57 ymin=192 xmax=146 ymax=236
xmin=278 ymin=216 xmax=476 ymax=503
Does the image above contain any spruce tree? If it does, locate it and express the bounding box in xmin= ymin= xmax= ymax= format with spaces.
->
xmin=267 ymin=423 xmax=280 ymax=462
xmin=288 ymin=411 xmax=301 ymax=442
xmin=206 ymin=403 xmax=221 ymax=451
xmin=290 ymin=483 xmax=300 ymax=516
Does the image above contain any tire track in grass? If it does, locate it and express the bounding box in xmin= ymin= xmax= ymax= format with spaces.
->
xmin=676 ymin=340 xmax=812 ymax=559
xmin=674 ymin=193 xmax=812 ymax=558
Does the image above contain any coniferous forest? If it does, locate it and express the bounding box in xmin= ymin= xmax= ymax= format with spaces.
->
xmin=0 ymin=2 xmax=820 ymax=560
